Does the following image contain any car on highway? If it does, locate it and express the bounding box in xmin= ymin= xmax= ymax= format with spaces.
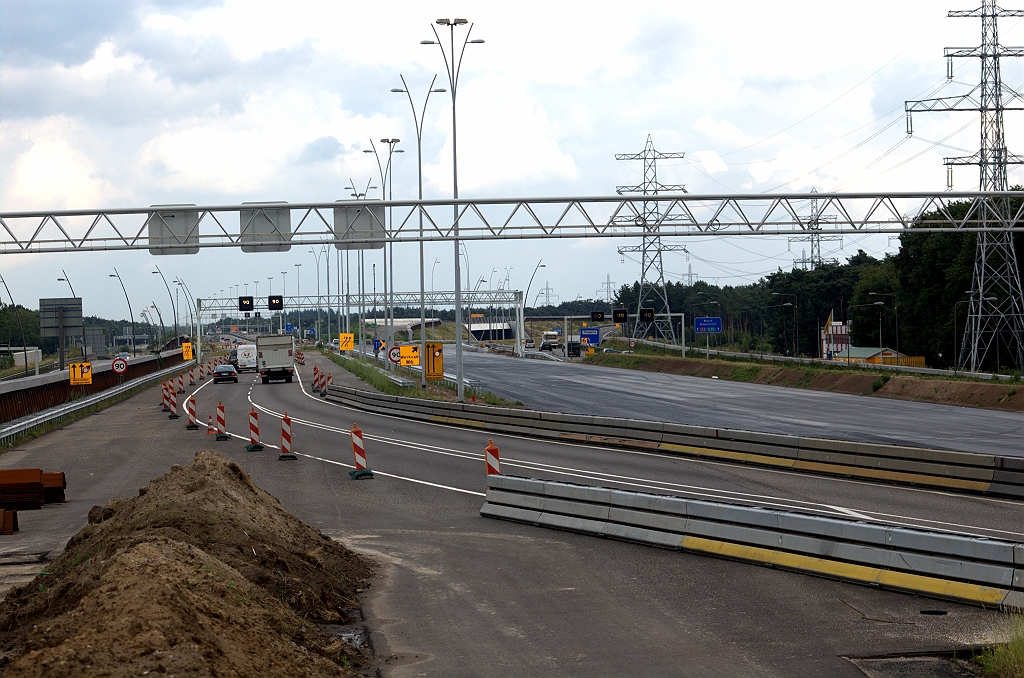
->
xmin=212 ymin=364 xmax=238 ymax=383
xmin=524 ymin=339 xmax=535 ymax=348
xmin=117 ymin=351 xmax=130 ymax=360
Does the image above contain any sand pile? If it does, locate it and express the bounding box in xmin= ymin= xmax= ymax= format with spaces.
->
xmin=0 ymin=450 xmax=376 ymax=677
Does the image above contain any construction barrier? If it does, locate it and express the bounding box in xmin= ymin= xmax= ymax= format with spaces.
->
xmin=161 ymin=382 xmax=170 ymax=412
xmin=189 ymin=369 xmax=195 ymax=386
xmin=321 ymin=373 xmax=332 ymax=398
xmin=198 ymin=363 xmax=205 ymax=380
xmin=246 ymin=408 xmax=264 ymax=451
xmin=485 ymin=439 xmax=500 ymax=475
xmin=349 ymin=423 xmax=372 ymax=479
xmin=167 ymin=389 xmax=179 ymax=419
xmin=215 ymin=401 xmax=230 ymax=441
xmin=177 ymin=374 xmax=184 ymax=394
xmin=185 ymin=397 xmax=199 ymax=430
xmin=280 ymin=413 xmax=296 ymax=461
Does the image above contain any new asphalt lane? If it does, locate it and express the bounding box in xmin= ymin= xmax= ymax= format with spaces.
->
xmin=1 ymin=354 xmax=1021 ymax=676
xmin=452 ymin=346 xmax=1024 ymax=456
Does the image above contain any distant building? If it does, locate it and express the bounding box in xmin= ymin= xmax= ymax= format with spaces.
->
xmin=820 ymin=311 xmax=849 ymax=359
xmin=820 ymin=311 xmax=925 ymax=367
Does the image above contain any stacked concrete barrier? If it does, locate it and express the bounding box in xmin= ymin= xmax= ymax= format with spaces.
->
xmin=323 ymin=383 xmax=1024 ymax=498
xmin=481 ymin=474 xmax=1024 ymax=610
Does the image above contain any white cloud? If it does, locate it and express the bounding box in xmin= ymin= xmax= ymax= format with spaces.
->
xmin=691 ymin=150 xmax=727 ymax=175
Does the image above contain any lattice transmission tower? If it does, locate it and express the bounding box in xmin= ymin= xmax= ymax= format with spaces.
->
xmin=615 ymin=135 xmax=687 ymax=342
xmin=906 ymin=0 xmax=1024 ymax=371
xmin=791 ymin=189 xmax=840 ymax=270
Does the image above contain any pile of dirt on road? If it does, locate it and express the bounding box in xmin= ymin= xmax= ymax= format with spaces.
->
xmin=0 ymin=450 xmax=376 ymax=677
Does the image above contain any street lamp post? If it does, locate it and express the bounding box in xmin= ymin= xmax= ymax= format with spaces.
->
xmin=281 ymin=271 xmax=288 ymax=335
xmin=294 ymin=263 xmax=302 ymax=340
xmin=431 ymin=257 xmax=441 ymax=341
xmin=771 ymin=292 xmax=798 ymax=357
xmin=57 ymin=270 xmax=89 ymax=360
xmin=423 ymin=17 xmax=485 ymax=402
xmin=869 ymin=292 xmax=899 ymax=358
xmin=152 ymin=266 xmax=178 ymax=343
xmin=174 ymin=277 xmax=197 ymax=346
xmin=364 ymin=139 xmax=402 ymax=369
xmin=309 ymin=248 xmax=324 ymax=343
xmin=393 ymin=74 xmax=446 ymax=386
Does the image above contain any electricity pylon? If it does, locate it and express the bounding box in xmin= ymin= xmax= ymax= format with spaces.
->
xmin=906 ymin=0 xmax=1024 ymax=371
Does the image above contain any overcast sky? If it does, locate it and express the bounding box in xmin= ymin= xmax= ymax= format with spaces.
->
xmin=2 ymin=0 xmax=1023 ymax=324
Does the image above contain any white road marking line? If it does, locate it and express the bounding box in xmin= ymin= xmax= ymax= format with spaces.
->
xmin=239 ymin=357 xmax=1024 ymax=539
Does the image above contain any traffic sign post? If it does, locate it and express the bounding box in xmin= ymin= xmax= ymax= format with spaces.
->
xmin=338 ymin=333 xmax=354 ymax=351
xmin=580 ymin=327 xmax=600 ymax=346
xmin=111 ymin=357 xmax=128 ymax=375
xmin=425 ymin=342 xmax=444 ymax=381
xmin=182 ymin=342 xmax=193 ymax=360
xmin=69 ymin=361 xmax=92 ymax=386
xmin=388 ymin=346 xmax=401 ymax=363
xmin=694 ymin=316 xmax=723 ymax=360
xmin=374 ymin=339 xmax=386 ymax=354
xmin=399 ymin=345 xmax=420 ymax=366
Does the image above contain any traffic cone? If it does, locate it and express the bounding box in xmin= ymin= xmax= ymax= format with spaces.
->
xmin=207 ymin=414 xmax=215 ymax=435
xmin=279 ymin=412 xmax=297 ymax=461
xmin=348 ymin=423 xmax=373 ymax=479
xmin=185 ymin=396 xmax=199 ymax=430
xmin=246 ymin=408 xmax=264 ymax=451
xmin=485 ymin=439 xmax=501 ymax=475
xmin=215 ymin=401 xmax=230 ymax=441
xmin=167 ymin=389 xmax=180 ymax=419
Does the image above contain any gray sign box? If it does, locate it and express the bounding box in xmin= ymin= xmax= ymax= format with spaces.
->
xmin=240 ymin=201 xmax=291 ymax=252
xmin=39 ymin=297 xmax=83 ymax=337
xmin=147 ymin=204 xmax=200 ymax=255
xmin=333 ymin=202 xmax=385 ymax=250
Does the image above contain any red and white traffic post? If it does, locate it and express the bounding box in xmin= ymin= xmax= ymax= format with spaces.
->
xmin=161 ymin=382 xmax=170 ymax=412
xmin=215 ymin=401 xmax=229 ymax=441
xmin=279 ymin=412 xmax=296 ymax=461
xmin=189 ymin=368 xmax=196 ymax=386
xmin=167 ymin=388 xmax=180 ymax=419
xmin=177 ymin=374 xmax=185 ymax=394
xmin=485 ymin=439 xmax=501 ymax=475
xmin=246 ymin=408 xmax=264 ymax=451
xmin=185 ymin=396 xmax=199 ymax=430
xmin=348 ymin=423 xmax=373 ymax=479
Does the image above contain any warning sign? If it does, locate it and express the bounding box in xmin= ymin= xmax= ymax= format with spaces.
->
xmin=399 ymin=344 xmax=420 ymax=366
xmin=338 ymin=333 xmax=354 ymax=351
xmin=425 ymin=342 xmax=443 ymax=381
xmin=69 ymin=361 xmax=92 ymax=385
xmin=182 ymin=342 xmax=193 ymax=360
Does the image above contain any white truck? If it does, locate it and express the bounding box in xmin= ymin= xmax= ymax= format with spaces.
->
xmin=236 ymin=343 xmax=257 ymax=372
xmin=256 ymin=335 xmax=295 ymax=384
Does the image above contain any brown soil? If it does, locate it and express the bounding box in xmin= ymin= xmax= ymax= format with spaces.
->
xmin=0 ymin=451 xmax=376 ymax=677
xmin=588 ymin=354 xmax=1024 ymax=412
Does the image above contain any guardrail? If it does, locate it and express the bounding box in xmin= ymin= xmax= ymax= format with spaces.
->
xmin=0 ymin=354 xmax=194 ymax=448
xmin=323 ymin=383 xmax=1024 ymax=498
xmin=481 ymin=475 xmax=1024 ymax=610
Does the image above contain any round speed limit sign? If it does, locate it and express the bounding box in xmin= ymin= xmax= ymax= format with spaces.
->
xmin=388 ymin=346 xmax=402 ymax=363
xmin=628 ymin=339 xmax=637 ymax=349
xmin=111 ymin=357 xmax=128 ymax=375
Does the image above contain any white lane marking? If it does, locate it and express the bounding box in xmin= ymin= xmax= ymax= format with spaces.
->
xmin=292 ymin=452 xmax=484 ymax=497
xmin=244 ymin=356 xmax=1024 ymax=539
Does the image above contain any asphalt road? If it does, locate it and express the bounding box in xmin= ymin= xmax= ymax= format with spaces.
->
xmin=0 ymin=353 xmax=1019 ymax=676
xmin=452 ymin=347 xmax=1024 ymax=456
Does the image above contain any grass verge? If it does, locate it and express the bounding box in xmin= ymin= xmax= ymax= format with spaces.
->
xmin=324 ymin=352 xmax=522 ymax=407
xmin=977 ymin=614 xmax=1024 ymax=677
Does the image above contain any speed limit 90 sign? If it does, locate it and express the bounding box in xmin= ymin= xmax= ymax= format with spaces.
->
xmin=111 ymin=357 xmax=128 ymax=375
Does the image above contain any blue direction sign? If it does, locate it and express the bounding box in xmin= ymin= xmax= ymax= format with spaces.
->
xmin=373 ymin=339 xmax=385 ymax=352
xmin=579 ymin=327 xmax=601 ymax=345
xmin=286 ymin=322 xmax=294 ymax=332
xmin=694 ymin=316 xmax=723 ymax=334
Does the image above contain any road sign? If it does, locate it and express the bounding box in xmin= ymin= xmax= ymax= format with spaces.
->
xmin=425 ymin=341 xmax=444 ymax=380
xmin=613 ymin=309 xmax=628 ymax=323
xmin=338 ymin=333 xmax=354 ymax=351
xmin=400 ymin=344 xmax=420 ymax=366
xmin=639 ymin=308 xmax=655 ymax=322
xmin=585 ymin=347 xmax=595 ymax=357
xmin=286 ymin=322 xmax=293 ymax=332
xmin=374 ymin=339 xmax=386 ymax=352
xmin=182 ymin=342 xmax=193 ymax=360
xmin=111 ymin=357 xmax=128 ymax=375
xmin=580 ymin=327 xmax=600 ymax=346
xmin=244 ymin=312 xmax=250 ymax=318
xmin=629 ymin=339 xmax=637 ymax=348
xmin=694 ymin=316 xmax=723 ymax=334
xmin=591 ymin=311 xmax=605 ymax=321
xmin=238 ymin=296 xmax=254 ymax=312
xmin=268 ymin=295 xmax=284 ymax=310
xmin=388 ymin=346 xmax=401 ymax=363
xmin=254 ymin=312 xmax=261 ymax=318
xmin=69 ymin=361 xmax=92 ymax=385
xmin=309 ymin=327 xmax=316 ymax=335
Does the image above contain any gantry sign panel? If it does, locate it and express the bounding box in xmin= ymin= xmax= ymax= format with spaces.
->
xmin=1 ymin=193 xmax=1022 ymax=254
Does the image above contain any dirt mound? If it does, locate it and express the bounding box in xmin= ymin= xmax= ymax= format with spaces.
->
xmin=0 ymin=450 xmax=376 ymax=677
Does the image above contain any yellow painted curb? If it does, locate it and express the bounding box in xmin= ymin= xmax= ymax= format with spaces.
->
xmin=679 ymin=535 xmax=1011 ymax=607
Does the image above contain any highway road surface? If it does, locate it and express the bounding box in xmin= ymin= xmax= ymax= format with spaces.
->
xmin=453 ymin=346 xmax=1024 ymax=456
xmin=0 ymin=352 xmax=1020 ymax=676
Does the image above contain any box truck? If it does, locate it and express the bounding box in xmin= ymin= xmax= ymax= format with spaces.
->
xmin=256 ymin=335 xmax=295 ymax=384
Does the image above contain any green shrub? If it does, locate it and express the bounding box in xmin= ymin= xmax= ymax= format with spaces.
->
xmin=871 ymin=375 xmax=891 ymax=392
